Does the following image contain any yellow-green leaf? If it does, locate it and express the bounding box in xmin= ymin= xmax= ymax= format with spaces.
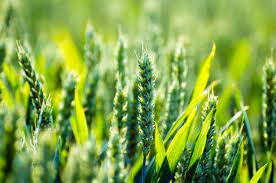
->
xmin=188 ymin=108 xmax=214 ymax=169
xmin=165 ymin=80 xmax=219 ymax=142
xmin=155 ymin=122 xmax=166 ymax=172
xmin=3 ymin=63 xmax=20 ymax=89
xmin=54 ymin=30 xmax=85 ymax=75
xmin=0 ymin=80 xmax=14 ymax=108
xmin=71 ymin=85 xmax=88 ymax=144
xmin=249 ymin=163 xmax=267 ymax=183
xmin=166 ymin=108 xmax=197 ymax=172
xmin=127 ymin=155 xmax=143 ymax=183
xmin=226 ymin=141 xmax=244 ymax=183
xmin=191 ymin=43 xmax=216 ymax=100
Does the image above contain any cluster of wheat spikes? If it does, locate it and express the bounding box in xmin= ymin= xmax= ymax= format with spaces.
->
xmin=0 ymin=4 xmax=275 ymax=182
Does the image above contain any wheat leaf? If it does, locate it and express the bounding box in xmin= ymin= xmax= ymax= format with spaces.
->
xmin=188 ymin=108 xmax=214 ymax=169
xmin=71 ymin=85 xmax=88 ymax=144
xmin=155 ymin=122 xmax=166 ymax=172
xmin=191 ymin=43 xmax=216 ymax=100
xmin=166 ymin=108 xmax=197 ymax=172
xmin=165 ymin=80 xmax=219 ymax=142
xmin=226 ymin=141 xmax=244 ymax=183
xmin=249 ymin=163 xmax=268 ymax=183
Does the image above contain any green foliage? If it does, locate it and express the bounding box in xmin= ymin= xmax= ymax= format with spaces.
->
xmin=165 ymin=47 xmax=219 ymax=142
xmin=226 ymin=140 xmax=243 ymax=183
xmin=166 ymin=108 xmax=196 ymax=173
xmin=71 ymin=85 xmax=89 ymax=145
xmin=191 ymin=43 xmax=216 ymax=100
xmin=155 ymin=122 xmax=166 ymax=172
xmin=187 ymin=108 xmax=214 ymax=171
xmin=0 ymin=3 xmax=274 ymax=182
xmin=249 ymin=163 xmax=267 ymax=183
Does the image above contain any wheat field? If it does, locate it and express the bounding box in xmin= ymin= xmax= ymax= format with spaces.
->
xmin=0 ymin=0 xmax=275 ymax=182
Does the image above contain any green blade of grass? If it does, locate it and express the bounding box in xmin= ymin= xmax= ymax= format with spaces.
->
xmin=166 ymin=108 xmax=197 ymax=172
xmin=127 ymin=155 xmax=143 ymax=183
xmin=218 ymin=106 xmax=249 ymax=134
xmin=233 ymin=86 xmax=259 ymax=177
xmin=155 ymin=122 xmax=166 ymax=172
xmin=242 ymin=110 xmax=259 ymax=177
xmin=71 ymin=85 xmax=88 ymax=145
xmin=226 ymin=141 xmax=244 ymax=183
xmin=249 ymin=163 xmax=267 ymax=183
xmin=191 ymin=43 xmax=216 ymax=100
xmin=265 ymin=162 xmax=274 ymax=183
xmin=165 ymin=80 xmax=219 ymax=142
xmin=188 ymin=108 xmax=214 ymax=169
xmin=185 ymin=108 xmax=214 ymax=182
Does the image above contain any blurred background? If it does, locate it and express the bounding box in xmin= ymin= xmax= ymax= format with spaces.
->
xmin=0 ymin=0 xmax=276 ymax=155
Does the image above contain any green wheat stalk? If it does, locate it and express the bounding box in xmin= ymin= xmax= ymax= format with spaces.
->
xmin=112 ymin=82 xmax=128 ymax=134
xmin=214 ymin=129 xmax=230 ymax=182
xmin=225 ymin=129 xmax=242 ymax=175
xmin=112 ymin=34 xmax=129 ymax=134
xmin=116 ymin=34 xmax=127 ymax=88
xmin=16 ymin=42 xmax=44 ymax=115
xmin=261 ymin=58 xmax=276 ymax=152
xmin=107 ymin=125 xmax=126 ymax=183
xmin=126 ymin=79 xmax=140 ymax=165
xmin=0 ymin=41 xmax=6 ymax=72
xmin=214 ymin=128 xmax=241 ymax=182
xmin=83 ymin=24 xmax=101 ymax=129
xmin=53 ymin=73 xmax=76 ymax=182
xmin=194 ymin=93 xmax=218 ymax=182
xmin=162 ymin=80 xmax=180 ymax=137
xmin=34 ymin=99 xmax=53 ymax=145
xmin=17 ymin=41 xmax=53 ymax=141
xmin=172 ymin=43 xmax=188 ymax=110
xmin=175 ymin=148 xmax=192 ymax=182
xmin=137 ymin=48 xmax=155 ymax=183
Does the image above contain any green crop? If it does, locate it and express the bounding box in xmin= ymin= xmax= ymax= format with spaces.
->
xmin=0 ymin=1 xmax=275 ymax=183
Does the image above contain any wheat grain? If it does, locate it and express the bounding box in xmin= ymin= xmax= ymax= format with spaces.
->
xmin=261 ymin=58 xmax=276 ymax=152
